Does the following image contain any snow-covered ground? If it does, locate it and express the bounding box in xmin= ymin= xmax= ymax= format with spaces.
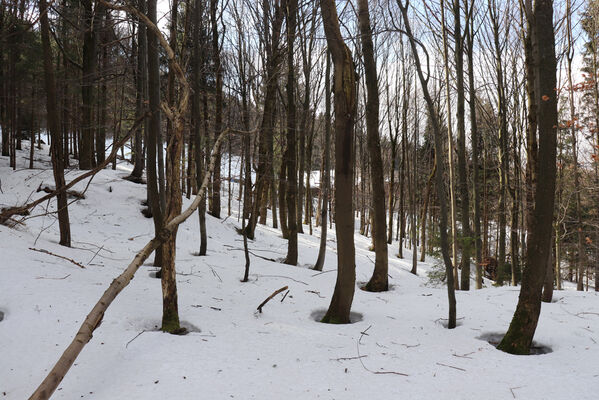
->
xmin=1 ymin=141 xmax=598 ymax=399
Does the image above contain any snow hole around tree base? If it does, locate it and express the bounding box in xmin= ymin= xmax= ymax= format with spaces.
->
xmin=356 ymin=281 xmax=397 ymax=292
xmin=136 ymin=320 xmax=201 ymax=336
xmin=0 ymin=309 xmax=4 ymax=322
xmin=478 ymin=332 xmax=553 ymax=355
xmin=310 ymin=308 xmax=364 ymax=324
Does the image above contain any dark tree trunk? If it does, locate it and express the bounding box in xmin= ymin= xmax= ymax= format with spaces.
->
xmin=96 ymin=6 xmax=108 ymax=166
xmin=279 ymin=148 xmax=289 ymax=238
xmin=246 ymin=0 xmax=283 ymax=239
xmin=80 ymin=0 xmax=96 ymax=170
xmin=209 ymin=0 xmax=223 ymax=218
xmin=39 ymin=0 xmax=71 ymax=247
xmin=131 ymin=0 xmax=147 ymax=180
xmin=454 ymin=0 xmax=471 ymax=291
xmin=146 ymin=0 xmax=164 ymax=268
xmin=320 ymin=0 xmax=357 ymax=324
xmin=420 ymin=153 xmax=435 ymax=262
xmin=284 ymin=0 xmax=298 ymax=265
xmin=358 ymin=0 xmax=388 ymax=292
xmin=466 ymin=1 xmax=482 ymax=288
xmin=498 ymin=0 xmax=558 ymax=355
xmin=314 ymin=51 xmax=331 ymax=272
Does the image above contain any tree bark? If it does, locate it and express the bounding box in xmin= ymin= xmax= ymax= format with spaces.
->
xmin=146 ymin=0 xmax=164 ymax=268
xmin=498 ymin=0 xmax=558 ymax=355
xmin=284 ymin=0 xmax=298 ymax=265
xmin=130 ymin=0 xmax=147 ymax=181
xmin=314 ymin=51 xmax=331 ymax=272
xmin=79 ymin=0 xmax=96 ymax=170
xmin=39 ymin=0 xmax=71 ymax=247
xmin=209 ymin=0 xmax=223 ymax=218
xmin=320 ymin=0 xmax=357 ymax=324
xmin=455 ymin=0 xmax=471 ymax=290
xmin=358 ymin=0 xmax=388 ymax=292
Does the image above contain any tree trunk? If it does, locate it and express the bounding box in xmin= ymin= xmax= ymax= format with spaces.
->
xmin=146 ymin=0 xmax=164 ymax=268
xmin=96 ymin=6 xmax=108 ymax=166
xmin=498 ymin=0 xmax=558 ymax=355
xmin=358 ymin=0 xmax=388 ymax=292
xmin=209 ymin=0 xmax=223 ymax=218
xmin=160 ymin=0 xmax=183 ymax=331
xmin=39 ymin=0 xmax=71 ymax=247
xmin=130 ymin=0 xmax=147 ymax=180
xmin=398 ymin=0 xmax=456 ymax=329
xmin=284 ymin=0 xmax=298 ymax=265
xmin=314 ymin=51 xmax=331 ymax=272
xmin=80 ymin=0 xmax=96 ymax=170
xmin=320 ymin=0 xmax=357 ymax=324
xmin=441 ymin=0 xmax=459 ymax=289
xmin=455 ymin=0 xmax=471 ymax=290
xmin=246 ymin=0 xmax=283 ymax=239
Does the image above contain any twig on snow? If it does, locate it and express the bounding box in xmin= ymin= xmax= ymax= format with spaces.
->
xmin=87 ymin=245 xmax=105 ymax=265
xmin=208 ymin=265 xmax=223 ymax=283
xmin=311 ymin=269 xmax=335 ymax=277
xmin=356 ymin=325 xmax=409 ymax=377
xmin=256 ymin=286 xmax=288 ymax=313
xmin=254 ymin=274 xmax=308 ymax=285
xmin=436 ymin=362 xmax=466 ymax=372
xmin=509 ymin=386 xmax=523 ymax=399
xmin=125 ymin=330 xmax=147 ymax=348
xmin=29 ymin=247 xmax=86 ymax=269
xmin=331 ymin=355 xmax=368 ymax=362
xmin=35 ymin=274 xmax=71 ymax=280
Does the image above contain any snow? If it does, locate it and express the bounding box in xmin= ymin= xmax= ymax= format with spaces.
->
xmin=1 ymin=141 xmax=598 ymax=399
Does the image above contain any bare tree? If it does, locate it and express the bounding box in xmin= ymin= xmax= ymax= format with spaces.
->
xmin=498 ymin=0 xmax=558 ymax=354
xmin=320 ymin=0 xmax=357 ymax=324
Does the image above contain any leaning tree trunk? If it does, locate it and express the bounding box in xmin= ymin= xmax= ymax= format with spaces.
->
xmin=498 ymin=0 xmax=558 ymax=355
xmin=320 ymin=0 xmax=357 ymax=324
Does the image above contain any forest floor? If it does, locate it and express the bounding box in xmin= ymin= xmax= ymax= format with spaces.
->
xmin=1 ymin=140 xmax=598 ymax=399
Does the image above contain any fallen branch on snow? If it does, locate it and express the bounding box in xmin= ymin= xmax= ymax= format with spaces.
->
xmin=256 ymin=286 xmax=288 ymax=313
xmin=356 ymin=325 xmax=409 ymax=377
xmin=29 ymin=248 xmax=86 ymax=269
xmin=436 ymin=362 xmax=466 ymax=372
xmin=28 ymin=128 xmax=232 ymax=400
xmin=0 ymin=113 xmax=147 ymax=226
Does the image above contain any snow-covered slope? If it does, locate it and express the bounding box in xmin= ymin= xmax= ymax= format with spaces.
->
xmin=1 ymin=141 xmax=598 ymax=399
